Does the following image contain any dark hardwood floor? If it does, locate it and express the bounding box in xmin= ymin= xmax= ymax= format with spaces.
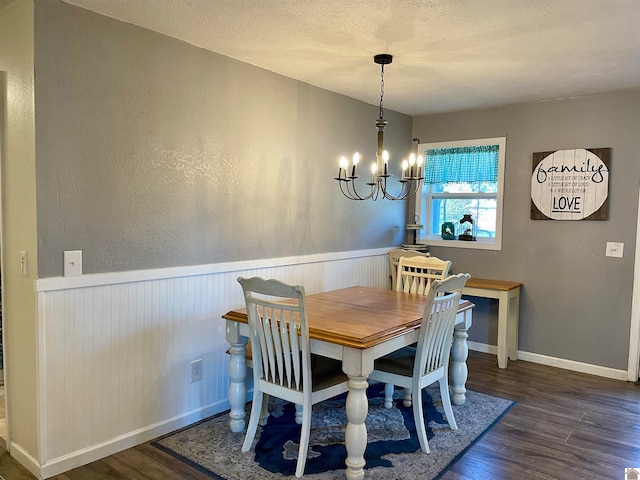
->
xmin=2 ymin=351 xmax=639 ymax=479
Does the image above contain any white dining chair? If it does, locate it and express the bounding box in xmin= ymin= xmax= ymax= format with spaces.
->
xmin=395 ymin=255 xmax=451 ymax=295
xmin=387 ymin=248 xmax=431 ymax=290
xmin=369 ymin=273 xmax=471 ymax=453
xmin=237 ymin=276 xmax=349 ymax=478
xmin=387 ymin=255 xmax=452 ymax=407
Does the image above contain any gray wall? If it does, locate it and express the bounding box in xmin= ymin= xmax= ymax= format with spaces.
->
xmin=32 ymin=0 xmax=639 ymax=370
xmin=413 ymin=90 xmax=640 ymax=370
xmin=34 ymin=0 xmax=411 ymax=277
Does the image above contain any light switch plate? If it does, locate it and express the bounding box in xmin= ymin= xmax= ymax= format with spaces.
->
xmin=64 ymin=250 xmax=83 ymax=276
xmin=19 ymin=251 xmax=28 ymax=275
xmin=605 ymin=242 xmax=624 ymax=258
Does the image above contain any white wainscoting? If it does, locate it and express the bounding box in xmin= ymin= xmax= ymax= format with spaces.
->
xmin=32 ymin=248 xmax=391 ymax=478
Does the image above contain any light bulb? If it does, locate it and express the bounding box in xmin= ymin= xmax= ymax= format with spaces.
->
xmin=350 ymin=153 xmax=360 ymax=177
xmin=370 ymin=162 xmax=377 ymax=183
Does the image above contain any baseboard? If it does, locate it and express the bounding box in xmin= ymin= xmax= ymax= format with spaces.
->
xmin=467 ymin=341 xmax=494 ymax=355
xmin=467 ymin=341 xmax=628 ymax=381
xmin=37 ymin=399 xmax=231 ymax=479
xmin=8 ymin=442 xmax=41 ymax=479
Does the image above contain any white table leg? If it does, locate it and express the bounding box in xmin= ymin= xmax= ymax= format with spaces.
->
xmin=344 ymin=375 xmax=368 ymax=480
xmin=342 ymin=348 xmax=373 ymax=480
xmin=450 ymin=324 xmax=469 ymax=406
xmin=227 ymin=339 xmax=248 ymax=433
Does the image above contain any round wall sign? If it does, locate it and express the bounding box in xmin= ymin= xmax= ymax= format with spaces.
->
xmin=530 ymin=148 xmax=609 ymax=220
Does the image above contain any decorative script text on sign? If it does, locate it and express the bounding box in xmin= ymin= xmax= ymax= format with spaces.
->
xmin=530 ymin=148 xmax=610 ymax=220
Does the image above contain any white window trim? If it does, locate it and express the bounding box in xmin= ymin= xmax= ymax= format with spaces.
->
xmin=412 ymin=136 xmax=506 ymax=251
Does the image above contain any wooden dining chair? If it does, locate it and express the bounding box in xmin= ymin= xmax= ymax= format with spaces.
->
xmin=387 ymin=255 xmax=453 ymax=406
xmin=237 ymin=276 xmax=349 ymax=478
xmin=387 ymin=248 xmax=430 ymax=290
xmin=396 ymin=255 xmax=452 ymax=295
xmin=369 ymin=273 xmax=471 ymax=453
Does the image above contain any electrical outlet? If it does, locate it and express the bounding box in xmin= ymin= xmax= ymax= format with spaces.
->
xmin=190 ymin=359 xmax=203 ymax=382
xmin=605 ymin=242 xmax=624 ymax=258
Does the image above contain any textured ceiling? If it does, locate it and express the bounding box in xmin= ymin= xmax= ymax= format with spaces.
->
xmin=61 ymin=0 xmax=640 ymax=116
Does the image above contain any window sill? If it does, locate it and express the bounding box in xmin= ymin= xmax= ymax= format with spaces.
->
xmin=421 ymin=238 xmax=502 ymax=251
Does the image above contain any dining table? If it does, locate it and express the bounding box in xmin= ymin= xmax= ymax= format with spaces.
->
xmin=223 ymin=285 xmax=474 ymax=480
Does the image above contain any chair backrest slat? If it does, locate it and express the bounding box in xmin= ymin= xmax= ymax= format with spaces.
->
xmin=288 ymin=316 xmax=302 ymax=388
xmin=239 ymin=277 xmax=309 ymax=392
xmin=414 ymin=273 xmax=470 ymax=379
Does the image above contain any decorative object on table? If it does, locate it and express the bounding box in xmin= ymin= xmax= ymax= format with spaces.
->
xmin=334 ymin=54 xmax=424 ymax=201
xmin=402 ymin=215 xmax=428 ymax=251
xmin=530 ymin=148 xmax=610 ymax=220
xmin=152 ymin=382 xmax=514 ymax=480
xmin=458 ymin=214 xmax=476 ymax=241
xmin=441 ymin=221 xmax=456 ymax=240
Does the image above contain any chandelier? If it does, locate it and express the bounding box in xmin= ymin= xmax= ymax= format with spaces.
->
xmin=335 ymin=53 xmax=424 ymax=201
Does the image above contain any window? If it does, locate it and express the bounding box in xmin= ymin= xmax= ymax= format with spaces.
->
xmin=413 ymin=137 xmax=506 ymax=250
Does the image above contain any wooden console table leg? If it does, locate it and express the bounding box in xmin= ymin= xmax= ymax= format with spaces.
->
xmin=497 ymin=291 xmax=509 ymax=369
xmin=508 ymin=288 xmax=520 ymax=361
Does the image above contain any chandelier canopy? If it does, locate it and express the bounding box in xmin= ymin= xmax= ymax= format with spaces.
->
xmin=335 ymin=54 xmax=424 ymax=201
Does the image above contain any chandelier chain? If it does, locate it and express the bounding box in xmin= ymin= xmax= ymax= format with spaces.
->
xmin=379 ymin=64 xmax=385 ymax=120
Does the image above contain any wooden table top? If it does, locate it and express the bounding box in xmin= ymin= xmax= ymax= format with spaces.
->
xmin=223 ymin=286 xmax=474 ymax=350
xmin=464 ymin=278 xmax=522 ymax=291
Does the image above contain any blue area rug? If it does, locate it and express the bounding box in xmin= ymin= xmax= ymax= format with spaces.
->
xmin=153 ymin=383 xmax=514 ymax=480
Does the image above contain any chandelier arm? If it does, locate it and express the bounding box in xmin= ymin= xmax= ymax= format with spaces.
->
xmin=338 ymin=181 xmax=356 ymax=200
xmin=380 ymin=178 xmax=423 ymax=201
xmin=402 ymin=178 xmax=424 ymax=199
xmin=356 ymin=183 xmax=378 ymax=201
xmin=379 ymin=175 xmax=405 ymax=200
xmin=340 ymin=180 xmax=364 ymax=201
xmin=338 ymin=178 xmax=378 ymax=201
xmin=345 ymin=181 xmax=365 ymax=200
xmin=381 ymin=186 xmax=409 ymax=201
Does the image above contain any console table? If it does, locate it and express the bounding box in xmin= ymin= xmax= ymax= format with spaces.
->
xmin=462 ymin=278 xmax=522 ymax=369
